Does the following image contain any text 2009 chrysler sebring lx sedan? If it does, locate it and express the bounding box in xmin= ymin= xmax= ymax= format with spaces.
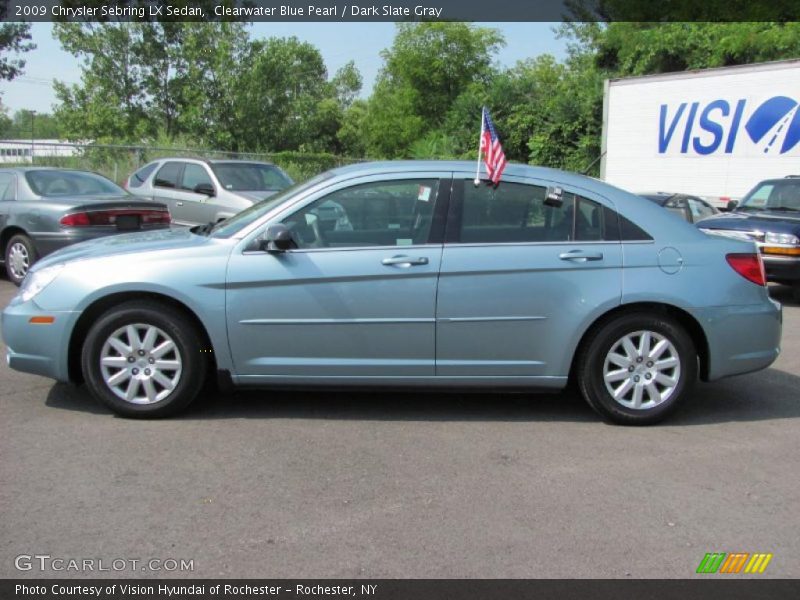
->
xmin=1 ymin=161 xmax=782 ymax=424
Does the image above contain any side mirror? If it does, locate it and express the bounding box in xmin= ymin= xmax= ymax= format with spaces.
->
xmin=726 ymin=199 xmax=738 ymax=212
xmin=194 ymin=182 xmax=215 ymax=197
xmin=544 ymin=186 xmax=564 ymax=208
xmin=261 ymin=223 xmax=296 ymax=253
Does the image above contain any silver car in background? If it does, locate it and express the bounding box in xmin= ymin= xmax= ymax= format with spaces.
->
xmin=0 ymin=167 xmax=170 ymax=285
xmin=126 ymin=158 xmax=293 ymax=227
xmin=2 ymin=161 xmax=782 ymax=425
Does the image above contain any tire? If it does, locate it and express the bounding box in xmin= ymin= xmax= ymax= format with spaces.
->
xmin=576 ymin=312 xmax=697 ymax=425
xmin=4 ymin=233 xmax=38 ymax=286
xmin=81 ymin=300 xmax=208 ymax=418
xmin=793 ymin=284 xmax=800 ymax=303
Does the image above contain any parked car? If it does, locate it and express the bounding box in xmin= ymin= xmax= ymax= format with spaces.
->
xmin=697 ymin=176 xmax=800 ymax=300
xmin=639 ymin=192 xmax=719 ymax=223
xmin=2 ymin=161 xmax=781 ymax=424
xmin=126 ymin=158 xmax=293 ymax=227
xmin=0 ymin=167 xmax=170 ymax=285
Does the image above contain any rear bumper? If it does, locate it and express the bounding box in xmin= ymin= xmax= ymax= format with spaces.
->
xmin=1 ymin=299 xmax=78 ymax=382
xmin=692 ymin=298 xmax=782 ymax=381
xmin=30 ymin=227 xmax=169 ymax=257
xmin=762 ymin=254 xmax=800 ymax=283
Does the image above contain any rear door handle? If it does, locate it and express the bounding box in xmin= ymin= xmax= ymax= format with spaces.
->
xmin=176 ymin=201 xmax=184 ymax=206
xmin=382 ymin=255 xmax=429 ymax=267
xmin=559 ymin=250 xmax=604 ymax=262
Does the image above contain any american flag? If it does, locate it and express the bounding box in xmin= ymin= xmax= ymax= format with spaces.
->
xmin=480 ymin=107 xmax=507 ymax=185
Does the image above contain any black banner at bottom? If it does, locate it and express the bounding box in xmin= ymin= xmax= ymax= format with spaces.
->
xmin=3 ymin=579 xmax=800 ymax=600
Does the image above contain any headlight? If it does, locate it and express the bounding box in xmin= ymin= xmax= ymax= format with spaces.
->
xmin=18 ymin=264 xmax=64 ymax=303
xmin=764 ymin=232 xmax=800 ymax=245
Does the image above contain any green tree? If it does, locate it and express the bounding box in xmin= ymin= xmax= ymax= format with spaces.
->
xmin=53 ymin=22 xmax=250 ymax=144
xmin=232 ymin=38 xmax=362 ymax=154
xmin=5 ymin=110 xmax=61 ymax=139
xmin=337 ymin=99 xmax=368 ymax=157
xmin=363 ymin=23 xmax=504 ymax=158
xmin=234 ymin=36 xmax=334 ymax=152
xmin=0 ymin=22 xmax=35 ymax=82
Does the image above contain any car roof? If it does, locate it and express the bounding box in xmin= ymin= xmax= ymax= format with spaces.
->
xmin=0 ymin=166 xmax=106 ymax=175
xmin=755 ymin=177 xmax=800 ymax=185
xmin=328 ymin=160 xmax=606 ymax=187
xmin=147 ymin=157 xmax=277 ymax=167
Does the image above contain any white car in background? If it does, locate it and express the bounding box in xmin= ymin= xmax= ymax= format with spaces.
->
xmin=126 ymin=158 xmax=293 ymax=227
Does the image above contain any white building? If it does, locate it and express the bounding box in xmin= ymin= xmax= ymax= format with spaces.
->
xmin=0 ymin=140 xmax=80 ymax=164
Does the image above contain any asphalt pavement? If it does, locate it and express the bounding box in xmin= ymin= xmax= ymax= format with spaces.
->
xmin=1 ymin=276 xmax=798 ymax=579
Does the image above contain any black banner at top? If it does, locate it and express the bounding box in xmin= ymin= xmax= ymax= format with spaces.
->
xmin=3 ymin=0 xmax=800 ymax=22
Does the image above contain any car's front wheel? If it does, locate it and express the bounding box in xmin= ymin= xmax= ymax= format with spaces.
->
xmin=577 ymin=312 xmax=697 ymax=425
xmin=81 ymin=301 xmax=207 ymax=418
xmin=4 ymin=233 xmax=38 ymax=286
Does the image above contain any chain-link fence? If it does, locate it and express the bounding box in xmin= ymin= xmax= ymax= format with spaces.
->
xmin=0 ymin=140 xmax=363 ymax=184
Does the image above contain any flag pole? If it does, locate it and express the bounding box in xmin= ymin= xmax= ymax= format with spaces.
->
xmin=474 ymin=106 xmax=485 ymax=186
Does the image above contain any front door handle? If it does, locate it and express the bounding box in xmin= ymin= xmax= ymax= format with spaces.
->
xmin=382 ymin=255 xmax=429 ymax=267
xmin=176 ymin=201 xmax=184 ymax=206
xmin=559 ymin=250 xmax=604 ymax=262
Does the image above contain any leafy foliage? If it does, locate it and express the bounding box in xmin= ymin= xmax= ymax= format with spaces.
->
xmin=0 ymin=23 xmax=35 ymax=82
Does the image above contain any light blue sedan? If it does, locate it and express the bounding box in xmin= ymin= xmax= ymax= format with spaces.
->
xmin=1 ymin=161 xmax=782 ymax=424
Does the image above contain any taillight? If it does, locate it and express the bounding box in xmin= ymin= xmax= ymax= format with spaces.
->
xmin=59 ymin=209 xmax=171 ymax=227
xmin=140 ymin=210 xmax=171 ymax=224
xmin=726 ymin=253 xmax=766 ymax=286
xmin=59 ymin=212 xmax=91 ymax=226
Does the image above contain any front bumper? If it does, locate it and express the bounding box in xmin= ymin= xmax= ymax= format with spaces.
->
xmin=1 ymin=299 xmax=79 ymax=382
xmin=692 ymin=298 xmax=782 ymax=381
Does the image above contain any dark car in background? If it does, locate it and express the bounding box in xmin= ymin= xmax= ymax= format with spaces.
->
xmin=126 ymin=158 xmax=293 ymax=227
xmin=698 ymin=176 xmax=800 ymax=300
xmin=639 ymin=192 xmax=719 ymax=224
xmin=0 ymin=168 xmax=170 ymax=285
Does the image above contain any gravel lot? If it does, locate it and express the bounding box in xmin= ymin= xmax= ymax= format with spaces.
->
xmin=1 ymin=276 xmax=798 ymax=579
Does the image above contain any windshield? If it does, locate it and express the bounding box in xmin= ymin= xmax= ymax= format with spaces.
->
xmin=26 ymin=170 xmax=125 ymax=197
xmin=210 ymin=171 xmax=334 ymax=238
xmin=739 ymin=181 xmax=800 ymax=212
xmin=210 ymin=162 xmax=293 ymax=192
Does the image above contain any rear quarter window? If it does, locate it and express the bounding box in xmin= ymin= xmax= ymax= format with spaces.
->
xmin=129 ymin=163 xmax=158 ymax=188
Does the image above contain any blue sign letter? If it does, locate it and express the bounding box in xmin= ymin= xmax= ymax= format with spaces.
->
xmin=658 ymin=103 xmax=687 ymax=153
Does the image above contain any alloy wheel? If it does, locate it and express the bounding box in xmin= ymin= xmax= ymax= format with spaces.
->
xmin=99 ymin=323 xmax=183 ymax=405
xmin=602 ymin=330 xmax=681 ymax=410
xmin=7 ymin=241 xmax=29 ymax=280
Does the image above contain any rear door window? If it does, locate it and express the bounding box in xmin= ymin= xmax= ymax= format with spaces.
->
xmin=458 ymin=181 xmax=571 ymax=243
xmin=455 ymin=180 xmax=630 ymax=243
xmin=153 ymin=162 xmax=183 ymax=189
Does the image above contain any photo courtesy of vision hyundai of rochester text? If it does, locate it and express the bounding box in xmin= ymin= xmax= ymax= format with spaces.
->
xmin=1 ymin=161 xmax=782 ymax=425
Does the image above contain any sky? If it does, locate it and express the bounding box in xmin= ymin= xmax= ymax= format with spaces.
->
xmin=0 ymin=22 xmax=567 ymax=115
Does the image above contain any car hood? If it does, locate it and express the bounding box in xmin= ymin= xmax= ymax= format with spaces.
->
xmin=32 ymin=227 xmax=216 ymax=272
xmin=233 ymin=190 xmax=279 ymax=203
xmin=697 ymin=210 xmax=800 ymax=235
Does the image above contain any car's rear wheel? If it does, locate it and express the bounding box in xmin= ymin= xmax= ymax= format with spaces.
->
xmin=577 ymin=312 xmax=697 ymax=425
xmin=81 ymin=301 xmax=207 ymax=418
xmin=4 ymin=234 xmax=38 ymax=286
